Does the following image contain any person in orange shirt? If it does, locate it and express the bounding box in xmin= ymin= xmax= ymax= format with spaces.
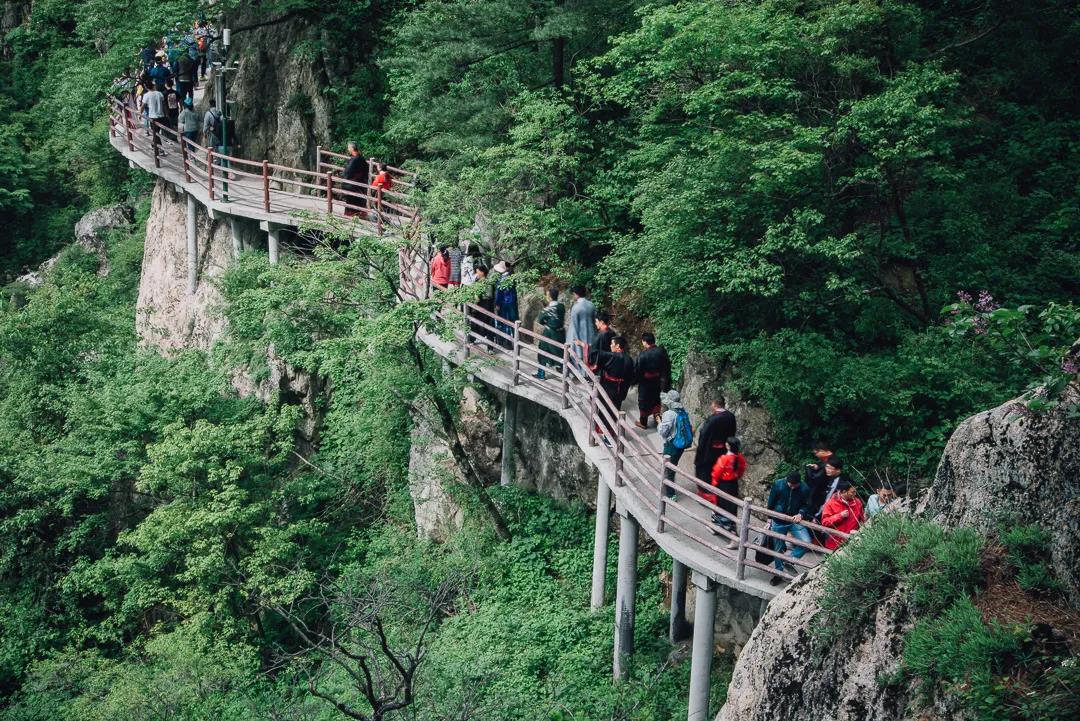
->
xmin=430 ymin=246 xmax=450 ymax=288
xmin=820 ymin=480 xmax=865 ymax=550
xmin=371 ymin=163 xmax=392 ymax=192
xmin=707 ymin=437 xmax=746 ymax=547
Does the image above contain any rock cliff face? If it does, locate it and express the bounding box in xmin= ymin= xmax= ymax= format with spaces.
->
xmin=224 ymin=10 xmax=334 ymax=169
xmin=679 ymin=350 xmax=782 ymax=501
xmin=135 ymin=180 xmax=231 ymax=353
xmin=716 ymin=372 xmax=1079 ymax=721
xmin=17 ymin=203 xmax=133 ymax=288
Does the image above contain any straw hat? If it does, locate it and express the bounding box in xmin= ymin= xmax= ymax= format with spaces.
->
xmin=492 ymin=260 xmax=509 ymax=274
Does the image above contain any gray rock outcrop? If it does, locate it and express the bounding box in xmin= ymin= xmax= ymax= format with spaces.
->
xmin=135 ymin=180 xmax=231 ymax=353
xmin=922 ymin=373 xmax=1080 ymax=608
xmin=716 ymin=367 xmax=1079 ymax=720
xmin=680 ymin=350 xmax=783 ymax=501
xmin=408 ymin=403 xmax=466 ymax=543
xmin=75 ymin=203 xmax=134 ymax=276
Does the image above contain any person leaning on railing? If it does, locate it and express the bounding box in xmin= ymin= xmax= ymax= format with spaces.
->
xmin=820 ymin=480 xmax=865 ymax=550
xmin=178 ymin=97 xmax=200 ymax=142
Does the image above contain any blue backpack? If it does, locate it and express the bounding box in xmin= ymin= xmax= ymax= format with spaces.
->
xmin=672 ymin=409 xmax=694 ymax=450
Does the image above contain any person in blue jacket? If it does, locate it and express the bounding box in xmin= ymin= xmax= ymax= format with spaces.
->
xmin=766 ymin=471 xmax=814 ymax=585
xmin=492 ymin=261 xmax=518 ymax=349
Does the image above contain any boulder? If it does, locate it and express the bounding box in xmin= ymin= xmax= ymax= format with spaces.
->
xmin=716 ymin=567 xmax=917 ymax=721
xmin=921 ymin=369 xmax=1080 ymax=609
xmin=75 ymin=203 xmax=134 ymax=276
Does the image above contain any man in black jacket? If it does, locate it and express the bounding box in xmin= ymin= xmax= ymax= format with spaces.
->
xmin=592 ymin=336 xmax=635 ymax=445
xmin=766 ymin=471 xmax=814 ymax=585
xmin=693 ymin=400 xmax=736 ymax=483
xmin=804 ymin=440 xmax=834 ymax=517
xmin=634 ymin=332 xmax=671 ymax=429
xmin=342 ymin=142 xmax=369 ymax=217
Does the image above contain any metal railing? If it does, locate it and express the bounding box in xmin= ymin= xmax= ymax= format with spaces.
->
xmin=400 ymin=248 xmax=850 ymax=585
xmin=108 ymin=98 xmax=420 ymax=234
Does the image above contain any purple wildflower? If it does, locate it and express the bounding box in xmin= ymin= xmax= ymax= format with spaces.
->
xmin=974 ymin=290 xmax=998 ymax=313
xmin=972 ymin=316 xmax=988 ymax=335
xmin=956 ymin=290 xmax=973 ymax=304
xmin=1063 ymin=356 xmax=1080 ymax=375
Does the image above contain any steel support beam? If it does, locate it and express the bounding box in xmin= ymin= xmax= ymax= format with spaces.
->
xmin=590 ymin=479 xmax=611 ymax=610
xmin=670 ymin=558 xmax=691 ymax=643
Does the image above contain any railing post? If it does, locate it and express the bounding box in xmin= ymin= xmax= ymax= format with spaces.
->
xmin=614 ymin=411 xmax=626 ymax=485
xmin=316 ymin=145 xmax=322 ymax=171
xmin=326 ymin=172 xmax=333 ymax=214
xmin=559 ymin=344 xmax=571 ymax=409
xmin=587 ymin=385 xmax=598 ymax=447
xmin=263 ymin=161 xmax=271 ymax=212
xmin=124 ymin=106 xmax=134 ymax=152
xmin=207 ymin=149 xmax=215 ymax=201
xmin=181 ymin=136 xmax=191 ymax=183
xmin=462 ymin=304 xmax=472 ymax=358
xmin=151 ymin=122 xmax=161 ymax=168
xmin=656 ymin=452 xmax=669 ymax=533
xmin=510 ymin=321 xmax=522 ymax=385
xmin=735 ymin=498 xmax=753 ymax=580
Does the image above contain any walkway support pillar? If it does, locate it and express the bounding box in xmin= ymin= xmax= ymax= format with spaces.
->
xmin=267 ymin=225 xmax=280 ymax=265
xmin=687 ymin=571 xmax=718 ymax=721
xmin=613 ymin=508 xmax=639 ymax=680
xmin=590 ymin=479 xmax=611 ymax=611
xmin=670 ymin=559 xmax=691 ymax=643
xmin=186 ymin=193 xmax=198 ymax=295
xmin=499 ymin=394 xmax=517 ymax=487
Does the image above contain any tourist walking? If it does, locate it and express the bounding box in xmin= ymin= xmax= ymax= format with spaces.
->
xmin=694 ymin=400 xmax=736 ymax=487
xmin=657 ymin=390 xmax=693 ymax=499
xmin=766 ymin=471 xmax=814 ymax=585
xmin=176 ymin=51 xmax=195 ymax=101
xmin=565 ymin=286 xmax=596 ymax=367
xmin=447 ymin=246 xmax=463 ymax=287
xmin=178 ymin=97 xmax=200 ymax=142
xmin=804 ymin=440 xmax=834 ymax=517
xmin=708 ymin=437 xmax=746 ymax=546
xmin=493 ymin=261 xmax=518 ymax=348
xmin=342 ymin=142 xmax=368 ymax=217
xmin=536 ymin=287 xmax=565 ymax=380
xmin=634 ymin=332 xmax=671 ymax=428
xmin=202 ymin=99 xmax=221 ymax=147
xmin=591 ymin=336 xmax=634 ymax=443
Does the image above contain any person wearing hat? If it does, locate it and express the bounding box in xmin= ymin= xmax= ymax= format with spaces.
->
xmin=657 ymin=390 xmax=693 ymax=499
xmin=178 ymin=96 xmax=201 ymax=143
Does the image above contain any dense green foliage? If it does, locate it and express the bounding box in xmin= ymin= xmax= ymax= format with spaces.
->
xmin=2 ymin=0 xmax=1078 ymax=718
xmin=819 ymin=515 xmax=1079 ymax=720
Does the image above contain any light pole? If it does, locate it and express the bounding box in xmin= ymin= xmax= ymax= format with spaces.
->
xmin=212 ymin=27 xmax=236 ymax=201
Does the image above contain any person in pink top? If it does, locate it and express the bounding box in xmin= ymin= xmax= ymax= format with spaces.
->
xmin=820 ymin=480 xmax=865 ymax=550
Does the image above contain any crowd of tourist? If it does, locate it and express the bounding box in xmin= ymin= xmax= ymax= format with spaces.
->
xmin=111 ymin=18 xmax=226 ymax=151
xmin=430 ymin=250 xmax=900 ymax=584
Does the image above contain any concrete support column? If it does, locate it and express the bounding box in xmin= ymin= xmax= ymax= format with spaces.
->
xmin=613 ymin=510 xmax=639 ymax=680
xmin=267 ymin=225 xmax=280 ymax=265
xmin=185 ymin=193 xmax=198 ymax=294
xmin=499 ymin=395 xmax=517 ymax=487
xmin=687 ymin=572 xmax=718 ymax=721
xmin=669 ymin=559 xmax=691 ymax=643
xmin=590 ymin=479 xmax=611 ymax=611
xmin=230 ymin=217 xmax=241 ymax=258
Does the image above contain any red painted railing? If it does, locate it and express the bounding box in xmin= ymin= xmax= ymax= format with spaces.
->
xmin=399 ymin=249 xmax=851 ymax=585
xmin=108 ymin=98 xmax=420 ymax=233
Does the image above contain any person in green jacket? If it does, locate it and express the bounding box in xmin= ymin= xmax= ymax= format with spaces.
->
xmin=536 ymin=287 xmax=565 ymax=380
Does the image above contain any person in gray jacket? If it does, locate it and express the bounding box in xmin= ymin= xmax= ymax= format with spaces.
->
xmin=657 ymin=390 xmax=693 ymax=499
xmin=565 ymin=285 xmax=596 ymax=367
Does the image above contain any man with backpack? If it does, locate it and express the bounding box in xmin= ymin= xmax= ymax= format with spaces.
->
xmin=657 ymin=390 xmax=693 ymax=500
xmin=176 ymin=51 xmax=195 ymax=102
xmin=634 ymin=332 xmax=672 ymax=428
xmin=194 ymin=22 xmax=210 ymax=80
xmin=202 ymin=99 xmax=222 ymax=148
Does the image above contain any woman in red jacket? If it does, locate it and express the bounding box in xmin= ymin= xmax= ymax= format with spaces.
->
xmin=820 ymin=480 xmax=865 ymax=550
xmin=705 ymin=437 xmax=746 ymax=548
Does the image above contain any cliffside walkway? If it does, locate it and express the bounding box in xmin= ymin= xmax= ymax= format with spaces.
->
xmin=107 ymin=92 xmax=419 ymax=278
xmin=399 ymin=253 xmax=849 ymax=719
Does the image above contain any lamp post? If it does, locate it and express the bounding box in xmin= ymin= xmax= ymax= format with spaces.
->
xmin=212 ymin=27 xmax=235 ymax=201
